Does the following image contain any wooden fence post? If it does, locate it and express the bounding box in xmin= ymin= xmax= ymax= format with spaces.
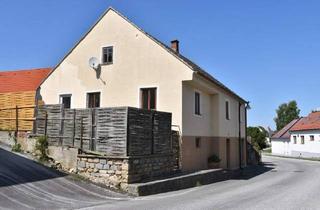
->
xmin=44 ymin=111 xmax=48 ymax=137
xmin=72 ymin=110 xmax=76 ymax=147
xmin=15 ymin=105 xmax=18 ymax=139
xmin=80 ymin=117 xmax=83 ymax=152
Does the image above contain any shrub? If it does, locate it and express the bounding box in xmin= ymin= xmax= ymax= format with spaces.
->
xmin=12 ymin=143 xmax=22 ymax=152
xmin=208 ymin=154 xmax=221 ymax=163
xmin=36 ymin=136 xmax=48 ymax=161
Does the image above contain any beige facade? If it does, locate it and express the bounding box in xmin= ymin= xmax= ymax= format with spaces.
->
xmin=40 ymin=8 xmax=247 ymax=171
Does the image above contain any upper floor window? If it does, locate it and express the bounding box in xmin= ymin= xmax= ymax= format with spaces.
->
xmin=102 ymin=46 xmax=113 ymax=64
xmin=87 ymin=92 xmax=100 ymax=108
xmin=301 ymin=135 xmax=305 ymax=144
xmin=140 ymin=88 xmax=157 ymax=110
xmin=195 ymin=92 xmax=201 ymax=115
xmin=60 ymin=94 xmax=71 ymax=109
xmin=310 ymin=135 xmax=315 ymax=141
xmin=225 ymin=100 xmax=230 ymax=120
xmin=293 ymin=136 xmax=297 ymax=144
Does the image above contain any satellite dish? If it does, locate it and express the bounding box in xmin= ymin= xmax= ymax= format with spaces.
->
xmin=89 ymin=57 xmax=100 ymax=70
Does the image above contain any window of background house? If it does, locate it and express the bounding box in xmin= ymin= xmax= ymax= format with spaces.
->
xmin=301 ymin=135 xmax=305 ymax=144
xmin=87 ymin=92 xmax=100 ymax=108
xmin=310 ymin=135 xmax=315 ymax=141
xmin=102 ymin=46 xmax=113 ymax=64
xmin=60 ymin=94 xmax=71 ymax=109
xmin=293 ymin=136 xmax=297 ymax=144
xmin=225 ymin=100 xmax=230 ymax=120
xmin=195 ymin=137 xmax=201 ymax=148
xmin=195 ymin=92 xmax=200 ymax=115
xmin=140 ymin=88 xmax=156 ymax=110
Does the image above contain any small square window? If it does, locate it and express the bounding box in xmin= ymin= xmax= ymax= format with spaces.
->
xmin=310 ymin=135 xmax=315 ymax=141
xmin=60 ymin=94 xmax=71 ymax=109
xmin=102 ymin=46 xmax=113 ymax=64
xmin=195 ymin=137 xmax=201 ymax=148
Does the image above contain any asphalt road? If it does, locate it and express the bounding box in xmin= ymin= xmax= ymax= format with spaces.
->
xmin=1 ymin=148 xmax=320 ymax=210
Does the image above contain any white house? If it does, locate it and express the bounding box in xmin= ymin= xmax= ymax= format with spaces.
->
xmin=271 ymin=111 xmax=320 ymax=158
xmin=39 ymin=7 xmax=248 ymax=171
xmin=289 ymin=111 xmax=320 ymax=158
xmin=271 ymin=118 xmax=300 ymax=155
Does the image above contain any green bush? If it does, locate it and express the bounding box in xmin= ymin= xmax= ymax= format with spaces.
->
xmin=208 ymin=154 xmax=221 ymax=163
xmin=12 ymin=143 xmax=22 ymax=152
xmin=36 ymin=136 xmax=48 ymax=161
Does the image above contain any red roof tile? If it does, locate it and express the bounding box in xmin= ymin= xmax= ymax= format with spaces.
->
xmin=0 ymin=68 xmax=51 ymax=93
xmin=271 ymin=118 xmax=301 ymax=139
xmin=290 ymin=112 xmax=320 ymax=131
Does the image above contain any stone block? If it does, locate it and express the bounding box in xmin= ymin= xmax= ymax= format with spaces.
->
xmin=96 ymin=163 xmax=103 ymax=169
xmin=78 ymin=161 xmax=86 ymax=168
xmin=93 ymin=158 xmax=100 ymax=163
xmin=100 ymin=159 xmax=107 ymax=164
xmin=103 ymin=164 xmax=110 ymax=170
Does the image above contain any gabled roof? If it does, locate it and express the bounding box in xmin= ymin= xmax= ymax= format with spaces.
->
xmin=291 ymin=112 xmax=320 ymax=132
xmin=41 ymin=7 xmax=247 ymax=103
xmin=0 ymin=68 xmax=51 ymax=93
xmin=271 ymin=118 xmax=301 ymax=139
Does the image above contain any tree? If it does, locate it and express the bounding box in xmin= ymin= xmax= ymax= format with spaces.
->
xmin=247 ymin=126 xmax=267 ymax=150
xmin=274 ymin=100 xmax=300 ymax=131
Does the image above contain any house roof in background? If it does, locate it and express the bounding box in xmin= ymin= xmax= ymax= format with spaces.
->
xmin=291 ymin=112 xmax=320 ymax=132
xmin=0 ymin=68 xmax=51 ymax=93
xmin=271 ymin=118 xmax=301 ymax=139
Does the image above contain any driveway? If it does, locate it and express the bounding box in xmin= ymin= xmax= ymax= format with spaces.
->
xmin=1 ymin=149 xmax=320 ymax=210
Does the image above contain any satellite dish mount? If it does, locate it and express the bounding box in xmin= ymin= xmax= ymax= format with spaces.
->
xmin=89 ymin=57 xmax=100 ymax=70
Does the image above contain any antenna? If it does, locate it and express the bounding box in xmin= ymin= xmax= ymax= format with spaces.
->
xmin=89 ymin=57 xmax=100 ymax=70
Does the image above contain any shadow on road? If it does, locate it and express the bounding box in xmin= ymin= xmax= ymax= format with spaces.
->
xmin=233 ymin=161 xmax=275 ymax=180
xmin=0 ymin=148 xmax=66 ymax=188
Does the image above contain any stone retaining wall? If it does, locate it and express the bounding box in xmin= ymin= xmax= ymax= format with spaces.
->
xmin=77 ymin=153 xmax=177 ymax=191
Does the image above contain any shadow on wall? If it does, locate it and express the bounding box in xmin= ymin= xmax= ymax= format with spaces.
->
xmin=0 ymin=148 xmax=66 ymax=188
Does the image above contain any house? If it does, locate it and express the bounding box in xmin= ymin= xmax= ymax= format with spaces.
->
xmin=271 ymin=118 xmax=301 ymax=155
xmin=0 ymin=68 xmax=51 ymax=131
xmin=289 ymin=111 xmax=320 ymax=157
xmin=39 ymin=7 xmax=248 ymax=171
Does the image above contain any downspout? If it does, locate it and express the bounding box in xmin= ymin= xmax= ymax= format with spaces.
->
xmin=238 ymin=102 xmax=242 ymax=169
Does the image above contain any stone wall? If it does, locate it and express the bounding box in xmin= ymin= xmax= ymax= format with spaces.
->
xmin=77 ymin=153 xmax=177 ymax=191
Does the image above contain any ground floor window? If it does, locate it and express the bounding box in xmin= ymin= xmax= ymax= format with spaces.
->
xmin=87 ymin=92 xmax=100 ymax=108
xmin=60 ymin=94 xmax=71 ymax=109
xmin=140 ymin=88 xmax=157 ymax=110
xmin=195 ymin=137 xmax=201 ymax=148
xmin=301 ymin=136 xmax=305 ymax=144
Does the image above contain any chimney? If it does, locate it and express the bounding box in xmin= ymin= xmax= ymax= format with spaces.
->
xmin=171 ymin=40 xmax=179 ymax=53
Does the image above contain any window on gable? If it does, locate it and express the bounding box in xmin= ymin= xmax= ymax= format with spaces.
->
xmin=226 ymin=100 xmax=230 ymax=120
xmin=195 ymin=92 xmax=200 ymax=115
xmin=102 ymin=46 xmax=113 ymax=64
xmin=140 ymin=88 xmax=157 ymax=110
xmin=87 ymin=92 xmax=100 ymax=108
xmin=301 ymin=135 xmax=305 ymax=144
xmin=60 ymin=94 xmax=71 ymax=109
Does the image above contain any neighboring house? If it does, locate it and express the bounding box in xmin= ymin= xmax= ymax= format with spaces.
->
xmin=0 ymin=68 xmax=51 ymax=131
xmin=271 ymin=119 xmax=301 ymax=155
xmin=289 ymin=111 xmax=320 ymax=157
xmin=39 ymin=8 xmax=248 ymax=171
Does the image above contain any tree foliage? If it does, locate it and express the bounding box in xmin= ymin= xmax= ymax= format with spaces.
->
xmin=247 ymin=126 xmax=267 ymax=150
xmin=274 ymin=100 xmax=300 ymax=131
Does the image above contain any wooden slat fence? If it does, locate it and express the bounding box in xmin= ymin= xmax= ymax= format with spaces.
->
xmin=34 ymin=105 xmax=172 ymax=157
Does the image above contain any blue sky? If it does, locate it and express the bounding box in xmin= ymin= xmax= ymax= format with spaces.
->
xmin=0 ymin=0 xmax=319 ymax=129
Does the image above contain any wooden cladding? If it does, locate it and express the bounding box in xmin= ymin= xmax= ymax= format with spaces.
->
xmin=0 ymin=91 xmax=37 ymax=131
xmin=35 ymin=105 xmax=172 ymax=157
